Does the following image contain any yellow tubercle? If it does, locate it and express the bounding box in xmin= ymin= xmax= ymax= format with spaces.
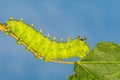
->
xmin=20 ymin=18 xmax=23 ymax=21
xmin=9 ymin=16 xmax=14 ymax=20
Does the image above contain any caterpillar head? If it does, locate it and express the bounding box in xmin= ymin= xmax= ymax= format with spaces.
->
xmin=5 ymin=16 xmax=16 ymax=27
xmin=4 ymin=17 xmax=27 ymax=36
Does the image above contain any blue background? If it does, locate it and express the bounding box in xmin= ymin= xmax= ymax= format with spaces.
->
xmin=0 ymin=0 xmax=120 ymax=80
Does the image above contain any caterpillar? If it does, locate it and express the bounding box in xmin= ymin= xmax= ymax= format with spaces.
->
xmin=0 ymin=17 xmax=89 ymax=64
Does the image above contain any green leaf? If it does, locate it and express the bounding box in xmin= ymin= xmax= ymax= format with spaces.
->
xmin=68 ymin=42 xmax=120 ymax=80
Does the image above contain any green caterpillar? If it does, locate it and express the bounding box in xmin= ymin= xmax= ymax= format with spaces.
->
xmin=2 ymin=17 xmax=89 ymax=62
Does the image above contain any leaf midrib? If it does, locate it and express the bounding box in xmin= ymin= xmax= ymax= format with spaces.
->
xmin=77 ymin=61 xmax=120 ymax=64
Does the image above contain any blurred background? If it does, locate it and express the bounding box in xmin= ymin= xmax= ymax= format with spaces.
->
xmin=0 ymin=0 xmax=120 ymax=80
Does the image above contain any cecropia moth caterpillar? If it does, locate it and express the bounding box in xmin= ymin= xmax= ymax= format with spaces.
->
xmin=0 ymin=17 xmax=89 ymax=64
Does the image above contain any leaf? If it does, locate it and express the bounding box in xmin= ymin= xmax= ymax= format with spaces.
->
xmin=68 ymin=42 xmax=120 ymax=80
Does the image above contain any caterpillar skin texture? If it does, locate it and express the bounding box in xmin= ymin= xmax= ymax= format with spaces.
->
xmin=4 ymin=18 xmax=89 ymax=62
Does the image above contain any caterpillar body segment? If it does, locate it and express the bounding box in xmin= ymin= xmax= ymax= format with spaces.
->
xmin=0 ymin=17 xmax=90 ymax=63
